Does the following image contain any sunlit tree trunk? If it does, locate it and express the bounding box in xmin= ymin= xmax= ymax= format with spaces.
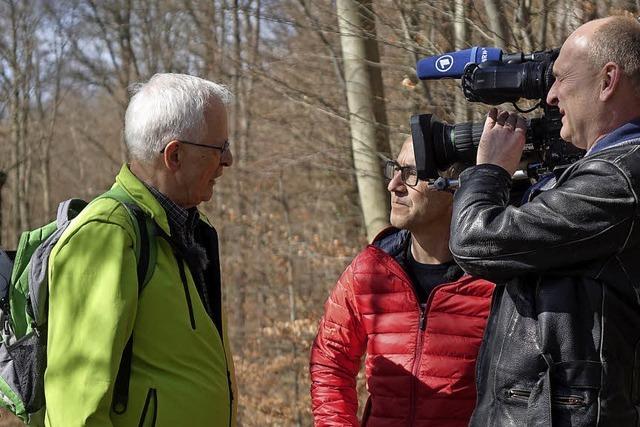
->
xmin=337 ymin=0 xmax=390 ymax=242
xmin=454 ymin=0 xmax=470 ymax=121
xmin=484 ymin=0 xmax=509 ymax=47
xmin=516 ymin=0 xmax=534 ymax=52
xmin=278 ymin=174 xmax=301 ymax=427
xmin=7 ymin=0 xmax=33 ymax=238
xmin=396 ymin=0 xmax=433 ymax=110
xmin=0 ymin=171 xmax=6 ymax=248
xmin=230 ymin=0 xmax=248 ymax=357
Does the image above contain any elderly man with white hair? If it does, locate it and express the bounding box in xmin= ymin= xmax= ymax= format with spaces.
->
xmin=44 ymin=73 xmax=236 ymax=427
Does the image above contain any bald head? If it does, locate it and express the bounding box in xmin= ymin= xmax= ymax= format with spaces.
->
xmin=565 ymin=18 xmax=605 ymax=54
xmin=547 ymin=16 xmax=640 ymax=148
xmin=586 ymin=16 xmax=640 ymax=95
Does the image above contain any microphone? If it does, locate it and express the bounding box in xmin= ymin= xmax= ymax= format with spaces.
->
xmin=417 ymin=47 xmax=503 ymax=80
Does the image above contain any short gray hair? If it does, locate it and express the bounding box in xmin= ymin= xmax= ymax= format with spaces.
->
xmin=589 ymin=16 xmax=640 ymax=95
xmin=124 ymin=73 xmax=233 ymax=162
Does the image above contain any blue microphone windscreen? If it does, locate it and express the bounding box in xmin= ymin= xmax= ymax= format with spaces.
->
xmin=417 ymin=47 xmax=503 ymax=80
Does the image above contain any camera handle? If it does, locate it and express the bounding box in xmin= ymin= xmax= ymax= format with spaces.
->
xmin=429 ymin=177 xmax=459 ymax=191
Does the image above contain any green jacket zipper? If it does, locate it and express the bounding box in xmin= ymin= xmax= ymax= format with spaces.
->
xmin=175 ymin=255 xmax=196 ymax=330
xmin=137 ymin=388 xmax=157 ymax=427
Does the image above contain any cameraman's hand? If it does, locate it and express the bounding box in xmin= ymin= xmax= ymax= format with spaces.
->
xmin=477 ymin=108 xmax=527 ymax=176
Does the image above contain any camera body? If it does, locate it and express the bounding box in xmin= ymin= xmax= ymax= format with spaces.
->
xmin=412 ymin=47 xmax=584 ymax=180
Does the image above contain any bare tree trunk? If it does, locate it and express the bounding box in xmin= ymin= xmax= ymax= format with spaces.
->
xmin=454 ymin=0 xmax=470 ymax=121
xmin=361 ymin=2 xmax=391 ymax=158
xmin=554 ymin=0 xmax=571 ymax=43
xmin=278 ymin=175 xmax=301 ymax=427
xmin=539 ymin=0 xmax=549 ymax=48
xmin=0 ymin=171 xmax=6 ymax=248
xmin=19 ymin=21 xmax=33 ymax=232
xmin=396 ymin=0 xmax=433 ymax=106
xmin=231 ymin=0 xmax=247 ymax=355
xmin=516 ymin=0 xmax=534 ymax=52
xmin=597 ymin=0 xmax=611 ymax=19
xmin=36 ymin=44 xmax=64 ymax=220
xmin=484 ymin=0 xmax=509 ymax=47
xmin=568 ymin=0 xmax=585 ymax=29
xmin=219 ymin=0 xmax=229 ymax=74
xmin=297 ymin=0 xmax=346 ymax=92
xmin=242 ymin=0 xmax=261 ymax=143
xmin=11 ymin=80 xmax=22 ymax=236
xmin=114 ymin=0 xmax=137 ymax=162
xmin=183 ymin=0 xmax=220 ymax=80
xmin=337 ymin=0 xmax=390 ymax=241
xmin=8 ymin=0 xmax=32 ymax=235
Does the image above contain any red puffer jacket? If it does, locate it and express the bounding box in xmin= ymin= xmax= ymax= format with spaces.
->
xmin=310 ymin=229 xmax=494 ymax=427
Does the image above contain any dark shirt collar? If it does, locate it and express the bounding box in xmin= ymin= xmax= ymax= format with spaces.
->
xmin=588 ymin=118 xmax=640 ymax=155
xmin=144 ymin=184 xmax=199 ymax=239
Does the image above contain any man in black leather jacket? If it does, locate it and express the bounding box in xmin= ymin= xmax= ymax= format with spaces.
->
xmin=449 ymin=16 xmax=640 ymax=427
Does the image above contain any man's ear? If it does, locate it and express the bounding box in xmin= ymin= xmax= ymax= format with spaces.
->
xmin=600 ymin=62 xmax=622 ymax=102
xmin=162 ymin=140 xmax=181 ymax=172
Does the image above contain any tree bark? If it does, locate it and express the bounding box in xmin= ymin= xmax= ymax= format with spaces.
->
xmin=278 ymin=174 xmax=301 ymax=427
xmin=454 ymin=0 xmax=470 ymax=121
xmin=516 ymin=0 xmax=534 ymax=52
xmin=0 ymin=171 xmax=6 ymax=248
xmin=484 ymin=0 xmax=509 ymax=47
xmin=8 ymin=0 xmax=32 ymax=236
xmin=396 ymin=0 xmax=433 ymax=107
xmin=336 ymin=0 xmax=390 ymax=242
xmin=231 ymin=0 xmax=247 ymax=356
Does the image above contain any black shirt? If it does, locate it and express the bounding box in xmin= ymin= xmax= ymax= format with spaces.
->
xmin=405 ymin=248 xmax=457 ymax=303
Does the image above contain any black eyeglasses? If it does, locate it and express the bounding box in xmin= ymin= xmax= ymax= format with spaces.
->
xmin=383 ymin=159 xmax=419 ymax=187
xmin=160 ymin=139 xmax=229 ymax=154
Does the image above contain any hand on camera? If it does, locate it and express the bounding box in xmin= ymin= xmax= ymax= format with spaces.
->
xmin=477 ymin=108 xmax=527 ymax=176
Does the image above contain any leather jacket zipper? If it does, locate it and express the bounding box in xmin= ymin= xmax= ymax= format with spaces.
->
xmin=507 ymin=388 xmax=586 ymax=407
xmin=553 ymin=395 xmax=586 ymax=406
xmin=507 ymin=388 xmax=531 ymax=402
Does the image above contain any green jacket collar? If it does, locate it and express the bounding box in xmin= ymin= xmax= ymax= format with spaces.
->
xmin=114 ymin=164 xmax=215 ymax=233
xmin=114 ymin=164 xmax=172 ymax=236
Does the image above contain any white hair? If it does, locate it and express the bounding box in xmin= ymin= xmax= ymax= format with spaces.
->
xmin=124 ymin=73 xmax=233 ymax=162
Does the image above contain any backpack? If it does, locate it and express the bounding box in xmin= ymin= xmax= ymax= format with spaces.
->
xmin=0 ymin=186 xmax=157 ymax=425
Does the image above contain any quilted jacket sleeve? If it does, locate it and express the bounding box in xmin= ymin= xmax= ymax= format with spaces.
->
xmin=450 ymin=161 xmax=637 ymax=280
xmin=310 ymin=263 xmax=367 ymax=427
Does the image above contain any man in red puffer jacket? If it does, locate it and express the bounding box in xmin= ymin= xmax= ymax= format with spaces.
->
xmin=310 ymin=137 xmax=494 ymax=427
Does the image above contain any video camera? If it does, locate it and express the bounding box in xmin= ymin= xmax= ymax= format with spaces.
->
xmin=411 ymin=47 xmax=584 ymax=181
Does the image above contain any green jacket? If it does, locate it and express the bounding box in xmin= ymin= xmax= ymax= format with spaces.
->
xmin=44 ymin=165 xmax=237 ymax=427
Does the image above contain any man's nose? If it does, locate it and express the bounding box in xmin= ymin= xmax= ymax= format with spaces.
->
xmin=546 ymin=81 xmax=559 ymax=106
xmin=387 ymin=171 xmax=404 ymax=192
xmin=221 ymin=148 xmax=233 ymax=167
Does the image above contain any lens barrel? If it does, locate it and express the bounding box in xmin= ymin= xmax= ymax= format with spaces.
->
xmin=462 ymin=60 xmax=553 ymax=105
xmin=451 ymin=122 xmax=485 ymax=163
xmin=411 ymin=114 xmax=487 ymax=179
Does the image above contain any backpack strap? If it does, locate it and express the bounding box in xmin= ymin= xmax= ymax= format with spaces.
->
xmin=28 ymin=199 xmax=89 ymax=326
xmin=0 ymin=251 xmax=12 ymax=302
xmin=96 ymin=186 xmax=157 ymax=415
xmin=99 ymin=187 xmax=157 ymax=290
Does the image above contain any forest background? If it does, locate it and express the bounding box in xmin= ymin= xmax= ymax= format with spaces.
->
xmin=0 ymin=0 xmax=637 ymax=425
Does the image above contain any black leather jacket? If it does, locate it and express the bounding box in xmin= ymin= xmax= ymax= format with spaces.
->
xmin=450 ymin=136 xmax=640 ymax=426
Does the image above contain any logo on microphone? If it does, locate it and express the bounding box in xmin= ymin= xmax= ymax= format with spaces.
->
xmin=435 ymin=55 xmax=454 ymax=73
